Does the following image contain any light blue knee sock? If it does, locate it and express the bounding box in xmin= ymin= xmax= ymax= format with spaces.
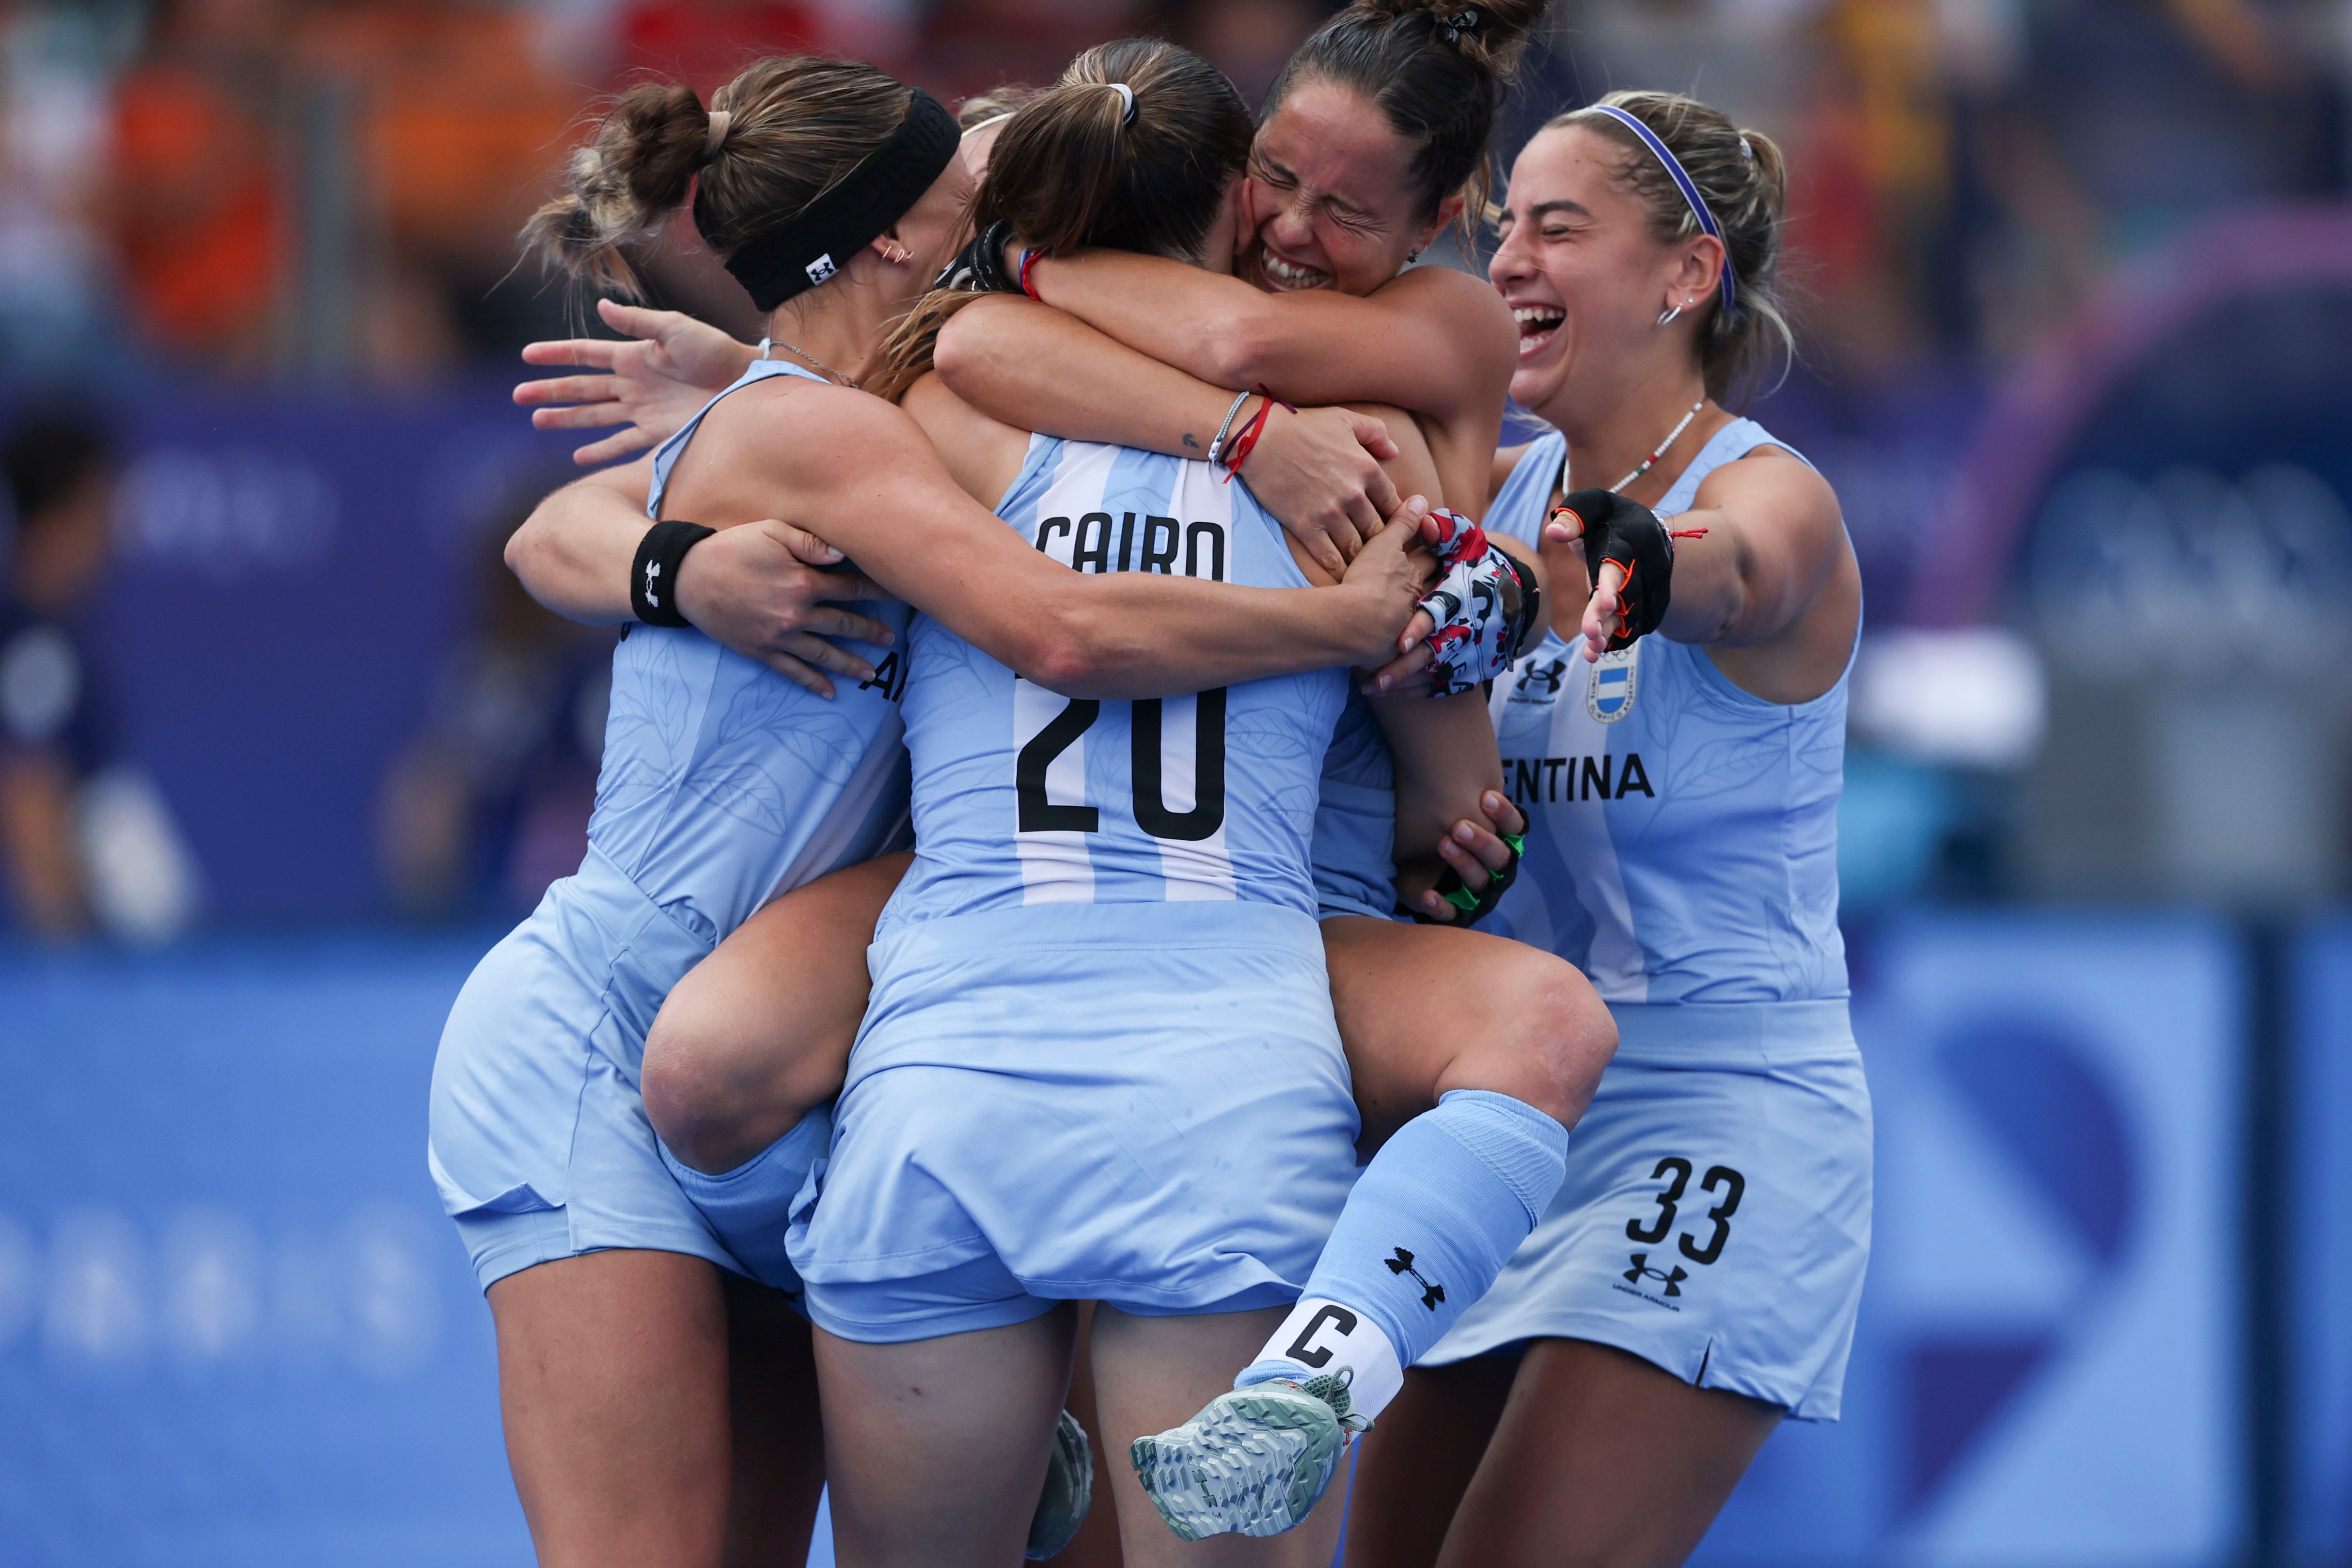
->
xmin=657 ymin=1106 xmax=831 ymax=1292
xmin=1240 ymin=1089 xmax=1567 ymax=1419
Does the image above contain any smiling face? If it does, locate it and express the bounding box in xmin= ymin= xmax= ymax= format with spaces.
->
xmin=1490 ymin=123 xmax=1705 ymax=415
xmin=1240 ymin=76 xmax=1458 ymax=298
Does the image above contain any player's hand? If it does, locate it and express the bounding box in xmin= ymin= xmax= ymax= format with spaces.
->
xmin=516 ymin=300 xmax=758 ymax=466
xmin=1239 ymin=405 xmax=1402 ymax=574
xmin=1342 ymin=497 xmax=1444 ymax=687
xmin=1579 ymin=560 xmax=1628 ymax=664
xmin=674 ymin=521 xmax=897 ymax=699
xmin=1408 ymin=790 xmax=1526 ymax=923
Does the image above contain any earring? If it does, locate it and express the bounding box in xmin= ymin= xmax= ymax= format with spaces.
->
xmin=1656 ymin=302 xmax=1684 ymax=326
xmin=1407 ymin=249 xmax=1421 ymax=263
xmin=879 ymin=240 xmax=911 ymax=265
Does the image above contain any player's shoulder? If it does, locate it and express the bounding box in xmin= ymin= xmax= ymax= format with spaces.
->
xmin=709 ymin=377 xmax=931 ymax=477
xmin=1388 ymin=264 xmax=1516 ymax=340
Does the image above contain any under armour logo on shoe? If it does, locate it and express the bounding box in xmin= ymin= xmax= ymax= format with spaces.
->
xmin=1384 ymin=1247 xmax=1445 ymax=1311
xmin=1624 ymin=1251 xmax=1687 ymax=1297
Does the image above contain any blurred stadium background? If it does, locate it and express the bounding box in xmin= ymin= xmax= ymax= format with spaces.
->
xmin=0 ymin=0 xmax=2348 ymax=1564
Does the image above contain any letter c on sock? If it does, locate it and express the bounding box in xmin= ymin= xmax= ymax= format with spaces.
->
xmin=1285 ymin=1303 xmax=1360 ymax=1368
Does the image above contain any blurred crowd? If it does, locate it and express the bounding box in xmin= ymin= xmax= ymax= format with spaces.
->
xmin=0 ymin=0 xmax=2341 ymax=384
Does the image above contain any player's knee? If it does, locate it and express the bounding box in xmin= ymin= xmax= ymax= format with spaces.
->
xmin=1442 ymin=954 xmax=1616 ymax=1128
xmin=642 ymin=996 xmax=844 ymax=1174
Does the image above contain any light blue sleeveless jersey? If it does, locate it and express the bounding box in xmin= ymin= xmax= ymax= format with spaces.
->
xmin=1479 ymin=419 xmax=1850 ymax=1003
xmin=430 ymin=357 xmax=912 ymax=1292
xmin=595 ymin=359 xmax=914 ymax=942
xmin=880 ymin=436 xmax=1346 ymax=926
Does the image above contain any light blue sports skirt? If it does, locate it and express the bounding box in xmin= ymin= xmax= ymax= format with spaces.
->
xmin=789 ymin=900 xmax=1361 ymax=1344
xmin=428 ymin=845 xmax=737 ymax=1291
xmin=1423 ymin=1000 xmax=1872 ymax=1420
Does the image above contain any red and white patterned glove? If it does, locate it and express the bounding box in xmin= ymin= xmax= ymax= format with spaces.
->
xmin=1417 ymin=509 xmax=1542 ymax=698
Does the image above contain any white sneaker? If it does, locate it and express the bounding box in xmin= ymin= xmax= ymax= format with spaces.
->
xmin=1129 ymin=1374 xmax=1364 ymax=1540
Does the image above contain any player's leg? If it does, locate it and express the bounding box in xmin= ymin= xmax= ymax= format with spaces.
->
xmin=815 ymin=1306 xmax=1078 ymax=1568
xmin=1093 ymin=1304 xmax=1348 ymax=1568
xmin=643 ymin=850 xmax=911 ymax=1175
xmin=1134 ymin=916 xmax=1615 ymax=1537
xmin=1337 ymin=1355 xmax=1517 ymax=1568
xmin=1374 ymin=1338 xmax=1779 ymax=1568
xmin=1057 ymin=1302 xmax=1132 ymax=1568
xmin=639 ymin=852 xmax=910 ymax=1292
xmin=1323 ymin=914 xmax=1611 ymax=1147
xmin=489 ymin=1248 xmax=825 ymax=1568
xmin=719 ymin=1270 xmax=829 ymax=1564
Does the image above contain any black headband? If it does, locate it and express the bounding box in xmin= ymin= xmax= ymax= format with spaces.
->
xmin=715 ymin=87 xmax=961 ymax=313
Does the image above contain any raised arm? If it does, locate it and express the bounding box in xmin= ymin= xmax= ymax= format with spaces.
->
xmin=514 ymin=300 xmax=759 ymax=466
xmin=1016 ymin=248 xmax=1516 ymax=420
xmin=935 ymin=294 xmax=1406 ymax=571
xmin=1560 ymin=449 xmax=1861 ymax=704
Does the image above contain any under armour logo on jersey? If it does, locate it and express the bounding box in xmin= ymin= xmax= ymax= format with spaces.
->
xmin=642 ymin=559 xmax=663 ymax=608
xmin=804 ymin=252 xmax=838 ymax=285
xmin=1624 ymin=1251 xmax=1687 ymax=1296
xmin=1384 ymin=1247 xmax=1446 ymax=1311
xmin=1519 ymin=658 xmax=1569 ymax=698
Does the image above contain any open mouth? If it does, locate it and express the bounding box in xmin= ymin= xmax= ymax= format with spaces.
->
xmin=1514 ymin=305 xmax=1566 ymax=357
xmin=1260 ymin=247 xmax=1332 ymax=291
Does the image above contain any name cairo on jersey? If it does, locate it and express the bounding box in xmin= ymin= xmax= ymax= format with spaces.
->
xmin=1504 ymin=752 xmax=1655 ymax=807
xmin=1037 ymin=511 xmax=1229 ymax=580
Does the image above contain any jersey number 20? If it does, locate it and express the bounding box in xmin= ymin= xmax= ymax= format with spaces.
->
xmin=1018 ymin=691 xmax=1227 ymax=841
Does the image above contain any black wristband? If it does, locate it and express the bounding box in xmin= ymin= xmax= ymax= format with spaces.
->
xmin=631 ymin=519 xmax=714 ymax=627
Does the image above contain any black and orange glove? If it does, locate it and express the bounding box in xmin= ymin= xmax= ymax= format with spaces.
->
xmin=1551 ymin=488 xmax=1675 ymax=652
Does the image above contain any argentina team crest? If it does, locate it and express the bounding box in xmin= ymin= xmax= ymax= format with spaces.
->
xmin=1586 ymin=644 xmax=1641 ymax=723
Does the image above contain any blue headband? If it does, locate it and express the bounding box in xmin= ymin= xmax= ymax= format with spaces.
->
xmin=1582 ymin=103 xmax=1737 ymax=320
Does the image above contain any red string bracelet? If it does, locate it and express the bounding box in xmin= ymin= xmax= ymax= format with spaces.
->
xmin=1018 ymin=247 xmax=1042 ymax=301
xmin=1219 ymin=385 xmax=1295 ymax=482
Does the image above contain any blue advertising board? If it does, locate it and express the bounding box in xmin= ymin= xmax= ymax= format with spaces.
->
xmin=0 ymin=935 xmax=530 ymax=1567
xmin=1692 ymin=914 xmax=2245 ymax=1567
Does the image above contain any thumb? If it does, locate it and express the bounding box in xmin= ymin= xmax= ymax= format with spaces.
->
xmin=764 ymin=521 xmax=847 ymax=565
xmin=1349 ymin=411 xmax=1400 ymax=460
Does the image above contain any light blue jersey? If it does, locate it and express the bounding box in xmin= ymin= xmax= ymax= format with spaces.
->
xmin=598 ymin=359 xmax=914 ymax=942
xmin=880 ymin=435 xmax=1345 ymax=927
xmin=1480 ymin=419 xmax=1849 ymax=1004
xmin=793 ymin=437 xmax=1361 ymax=1343
xmin=1425 ymin=418 xmax=1870 ymax=1418
xmin=429 ymin=357 xmax=912 ymax=1291
xmin=1309 ymin=689 xmax=1400 ymax=921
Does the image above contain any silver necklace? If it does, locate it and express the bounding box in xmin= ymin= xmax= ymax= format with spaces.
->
xmin=760 ymin=335 xmax=857 ymax=388
xmin=1558 ymin=397 xmax=1705 ymax=499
